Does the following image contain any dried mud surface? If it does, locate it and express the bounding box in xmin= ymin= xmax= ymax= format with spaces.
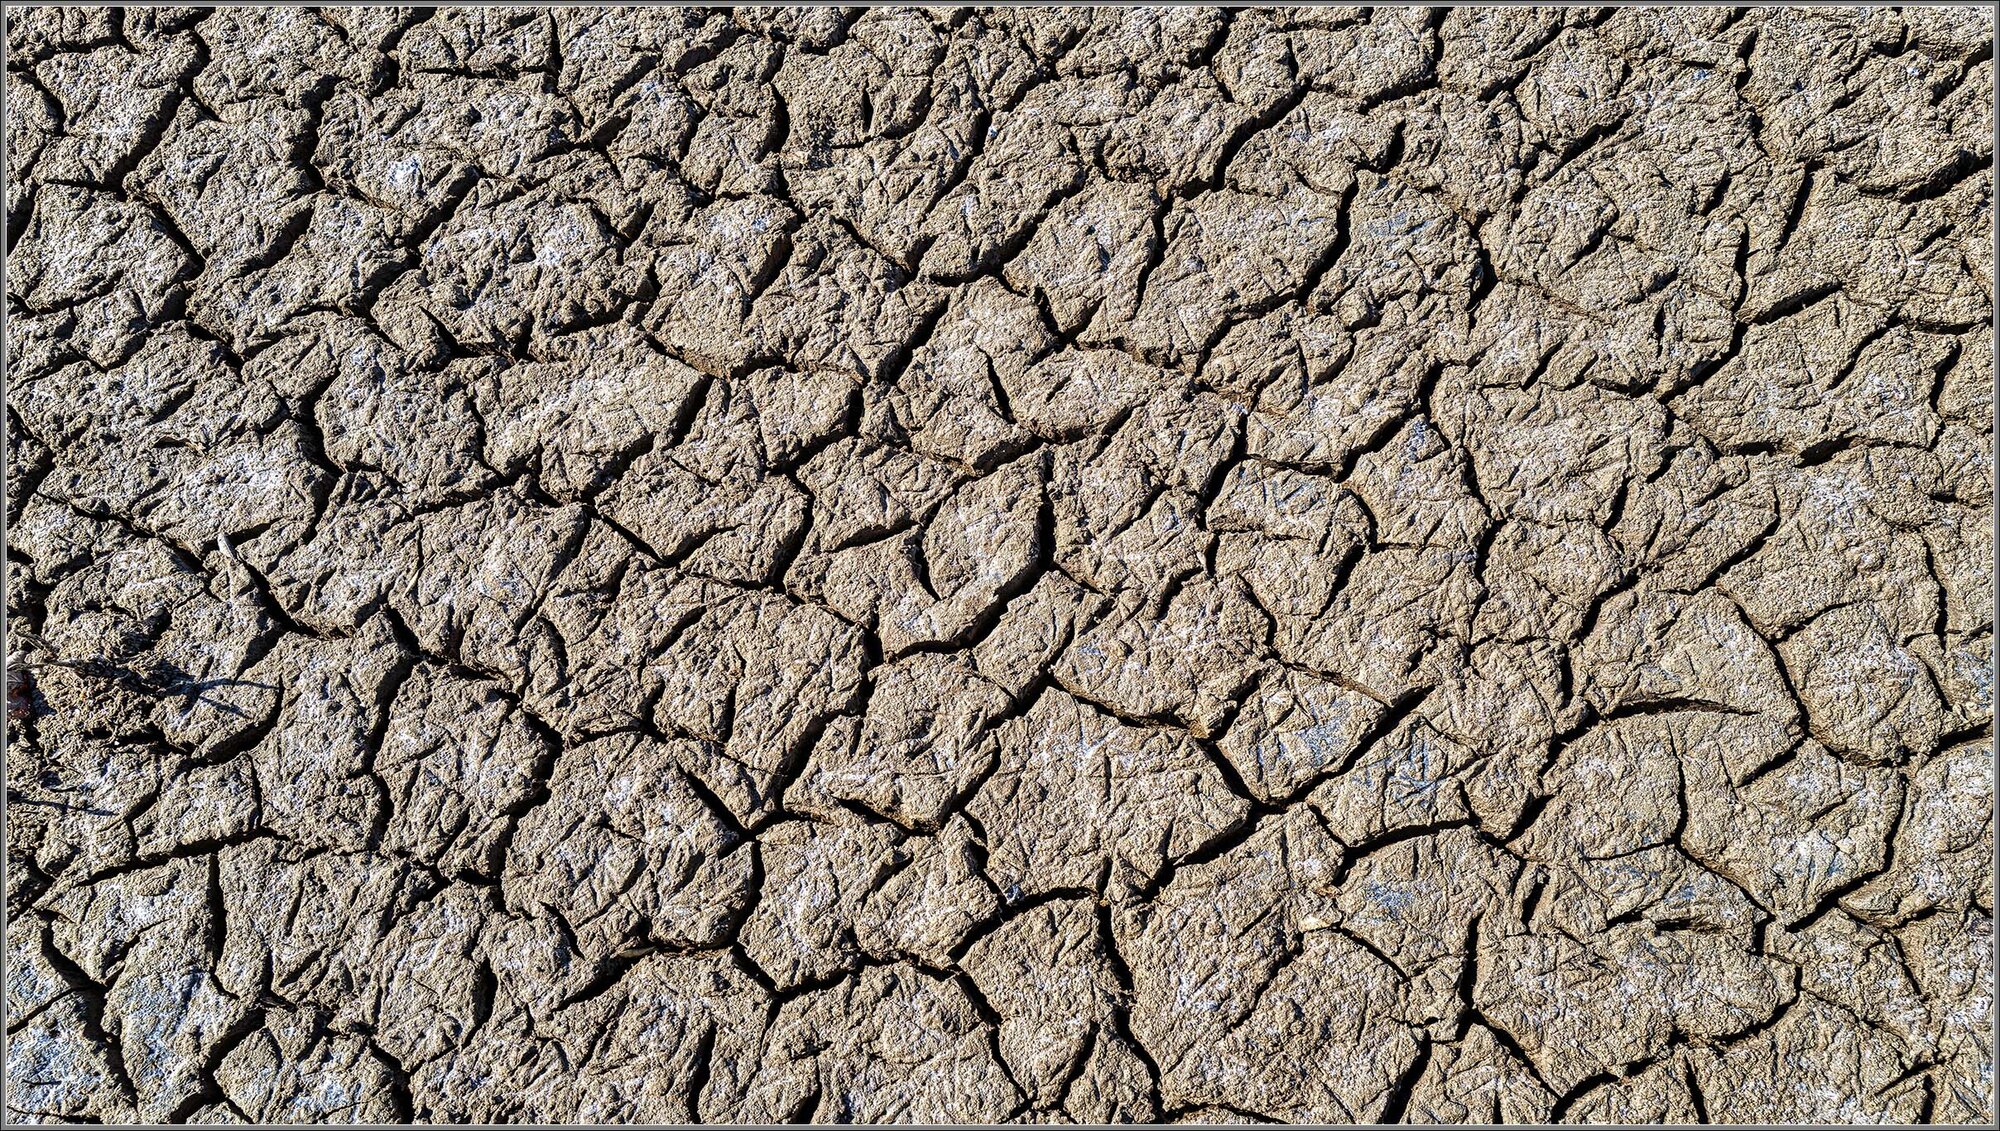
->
xmin=4 ymin=6 xmax=1995 ymax=1125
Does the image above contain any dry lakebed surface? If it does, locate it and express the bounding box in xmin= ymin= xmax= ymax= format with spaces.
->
xmin=2 ymin=5 xmax=1995 ymax=1125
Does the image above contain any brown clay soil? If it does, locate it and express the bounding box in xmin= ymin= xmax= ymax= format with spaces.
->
xmin=4 ymin=6 xmax=1994 ymax=1124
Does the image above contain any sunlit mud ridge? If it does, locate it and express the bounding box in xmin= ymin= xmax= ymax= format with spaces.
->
xmin=4 ymin=6 xmax=1993 ymax=1124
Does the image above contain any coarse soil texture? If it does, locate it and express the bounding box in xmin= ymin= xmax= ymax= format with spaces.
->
xmin=4 ymin=5 xmax=1995 ymax=1125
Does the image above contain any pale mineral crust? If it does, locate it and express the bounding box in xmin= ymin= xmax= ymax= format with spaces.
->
xmin=3 ymin=5 xmax=1994 ymax=1125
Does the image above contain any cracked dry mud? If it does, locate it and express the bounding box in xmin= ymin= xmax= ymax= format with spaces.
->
xmin=2 ymin=5 xmax=1994 ymax=1125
